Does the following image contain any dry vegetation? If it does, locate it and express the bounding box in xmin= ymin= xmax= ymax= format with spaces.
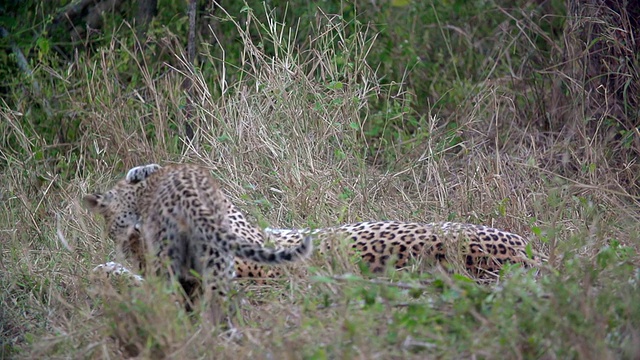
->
xmin=1 ymin=2 xmax=640 ymax=359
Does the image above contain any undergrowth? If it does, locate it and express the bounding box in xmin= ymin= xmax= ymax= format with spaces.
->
xmin=1 ymin=1 xmax=639 ymax=359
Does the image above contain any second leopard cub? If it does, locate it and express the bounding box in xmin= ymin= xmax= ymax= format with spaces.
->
xmin=84 ymin=164 xmax=312 ymax=320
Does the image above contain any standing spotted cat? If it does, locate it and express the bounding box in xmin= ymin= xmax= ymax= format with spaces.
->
xmin=83 ymin=164 xmax=312 ymax=321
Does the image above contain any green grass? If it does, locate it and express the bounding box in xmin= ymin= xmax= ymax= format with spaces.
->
xmin=1 ymin=2 xmax=640 ymax=359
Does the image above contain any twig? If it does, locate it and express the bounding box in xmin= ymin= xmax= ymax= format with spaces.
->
xmin=181 ymin=0 xmax=198 ymax=143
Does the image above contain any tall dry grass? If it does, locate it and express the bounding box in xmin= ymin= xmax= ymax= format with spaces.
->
xmin=1 ymin=3 xmax=639 ymax=359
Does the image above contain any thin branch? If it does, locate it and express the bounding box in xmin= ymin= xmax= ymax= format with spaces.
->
xmin=181 ymin=0 xmax=198 ymax=143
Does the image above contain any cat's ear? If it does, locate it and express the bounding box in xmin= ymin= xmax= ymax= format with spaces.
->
xmin=83 ymin=192 xmax=108 ymax=212
xmin=126 ymin=164 xmax=162 ymax=184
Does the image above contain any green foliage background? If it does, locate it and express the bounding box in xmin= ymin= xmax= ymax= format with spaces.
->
xmin=0 ymin=0 xmax=571 ymax=174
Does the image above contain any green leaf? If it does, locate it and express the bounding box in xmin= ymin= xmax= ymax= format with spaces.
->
xmin=310 ymin=275 xmax=335 ymax=284
xmin=391 ymin=0 xmax=411 ymax=7
xmin=452 ymin=274 xmax=473 ymax=283
xmin=531 ymin=226 xmax=542 ymax=236
xmin=36 ymin=37 xmax=50 ymax=58
xmin=327 ymin=81 xmax=343 ymax=90
xmin=525 ymin=243 xmax=534 ymax=259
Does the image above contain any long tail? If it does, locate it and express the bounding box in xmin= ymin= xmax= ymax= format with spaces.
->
xmin=232 ymin=236 xmax=313 ymax=264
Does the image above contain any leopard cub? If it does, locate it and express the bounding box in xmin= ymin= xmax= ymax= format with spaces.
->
xmin=84 ymin=164 xmax=312 ymax=321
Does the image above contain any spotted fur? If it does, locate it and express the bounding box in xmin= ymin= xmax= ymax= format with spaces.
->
xmin=262 ymin=221 xmax=542 ymax=278
xmin=84 ymin=164 xmax=312 ymax=319
xmin=108 ymin=164 xmax=543 ymax=281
